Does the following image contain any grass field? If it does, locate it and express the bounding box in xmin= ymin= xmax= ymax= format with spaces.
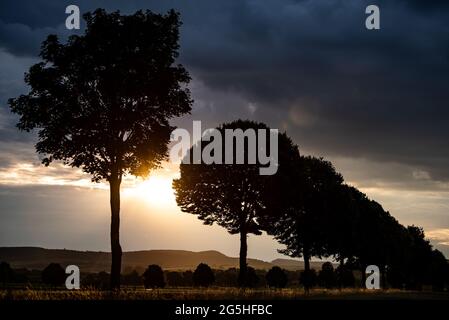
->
xmin=1 ymin=288 xmax=449 ymax=300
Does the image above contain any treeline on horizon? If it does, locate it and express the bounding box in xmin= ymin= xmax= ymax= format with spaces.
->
xmin=0 ymin=259 xmax=447 ymax=291
xmin=6 ymin=9 xmax=449 ymax=292
xmin=0 ymin=261 xmax=388 ymax=290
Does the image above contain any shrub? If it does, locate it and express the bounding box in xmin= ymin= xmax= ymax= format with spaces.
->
xmin=41 ymin=263 xmax=65 ymax=286
xmin=83 ymin=271 xmax=110 ymax=289
xmin=319 ymin=262 xmax=337 ymax=288
xmin=183 ymin=270 xmax=194 ymax=286
xmin=166 ymin=271 xmax=185 ymax=287
xmin=122 ymin=270 xmax=142 ymax=286
xmin=266 ymin=266 xmax=288 ymax=288
xmin=143 ymin=265 xmax=165 ymax=289
xmin=336 ymin=265 xmax=355 ymax=288
xmin=244 ymin=267 xmax=260 ymax=288
xmin=299 ymin=269 xmax=317 ymax=288
xmin=193 ymin=263 xmax=215 ymax=287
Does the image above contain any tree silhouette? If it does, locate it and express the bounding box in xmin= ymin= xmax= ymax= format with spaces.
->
xmin=122 ymin=270 xmax=142 ymax=286
xmin=41 ymin=263 xmax=65 ymax=287
xmin=335 ymin=264 xmax=355 ymax=288
xmin=428 ymin=249 xmax=448 ymax=291
xmin=244 ymin=266 xmax=260 ymax=288
xmin=351 ymin=194 xmax=403 ymax=288
xmin=173 ymin=120 xmax=298 ymax=286
xmin=299 ymin=268 xmax=317 ymax=289
xmin=166 ymin=271 xmax=184 ymax=287
xmin=183 ymin=270 xmax=194 ymax=286
xmin=403 ymin=225 xmax=433 ymax=290
xmin=266 ymin=266 xmax=288 ymax=288
xmin=84 ymin=271 xmax=110 ymax=289
xmin=8 ymin=9 xmax=192 ymax=289
xmin=143 ymin=265 xmax=166 ymax=289
xmin=263 ymin=155 xmax=343 ymax=292
xmin=324 ymin=184 xmax=360 ymax=264
xmin=384 ymin=226 xmax=449 ymax=291
xmin=193 ymin=263 xmax=215 ymax=287
xmin=0 ymin=262 xmax=14 ymax=286
xmin=215 ymin=268 xmax=238 ymax=287
xmin=318 ymin=262 xmax=337 ymax=289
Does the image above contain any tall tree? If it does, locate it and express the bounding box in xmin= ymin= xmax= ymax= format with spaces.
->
xmin=351 ymin=194 xmax=401 ymax=287
xmin=173 ymin=120 xmax=298 ymax=286
xmin=324 ymin=184 xmax=360 ymax=264
xmin=8 ymin=9 xmax=192 ymax=289
xmin=403 ymin=225 xmax=434 ymax=289
xmin=428 ymin=249 xmax=449 ymax=291
xmin=263 ymin=155 xmax=344 ymax=292
xmin=327 ymin=185 xmax=397 ymax=284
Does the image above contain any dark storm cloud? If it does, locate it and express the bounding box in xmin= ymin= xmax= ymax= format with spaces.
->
xmin=1 ymin=0 xmax=449 ymax=182
xmin=0 ymin=49 xmax=37 ymax=145
xmin=1 ymin=0 xmax=449 ymax=259
xmin=181 ymin=0 xmax=449 ymax=181
xmin=178 ymin=0 xmax=449 ymax=182
xmin=397 ymin=0 xmax=449 ymax=11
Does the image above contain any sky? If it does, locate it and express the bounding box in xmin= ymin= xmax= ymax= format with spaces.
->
xmin=0 ymin=0 xmax=448 ymax=261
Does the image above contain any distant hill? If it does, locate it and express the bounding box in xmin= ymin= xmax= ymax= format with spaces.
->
xmin=0 ymin=247 xmax=327 ymax=273
xmin=271 ymin=258 xmax=330 ymax=271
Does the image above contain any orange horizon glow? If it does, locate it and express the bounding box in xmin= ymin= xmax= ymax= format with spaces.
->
xmin=1 ymin=158 xmax=449 ymax=252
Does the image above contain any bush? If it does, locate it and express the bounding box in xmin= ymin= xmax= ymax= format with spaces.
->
xmin=193 ymin=263 xmax=215 ymax=287
xmin=336 ymin=265 xmax=355 ymax=288
xmin=166 ymin=271 xmax=185 ymax=287
xmin=143 ymin=265 xmax=165 ymax=288
xmin=299 ymin=269 xmax=317 ymax=289
xmin=41 ymin=263 xmax=65 ymax=286
xmin=266 ymin=266 xmax=288 ymax=288
xmin=183 ymin=270 xmax=194 ymax=286
xmin=83 ymin=271 xmax=110 ymax=289
xmin=319 ymin=262 xmax=337 ymax=288
xmin=215 ymin=268 xmax=238 ymax=287
xmin=244 ymin=267 xmax=260 ymax=288
xmin=0 ymin=262 xmax=15 ymax=285
xmin=122 ymin=270 xmax=142 ymax=286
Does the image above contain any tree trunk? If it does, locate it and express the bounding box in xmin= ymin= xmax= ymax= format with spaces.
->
xmin=238 ymin=230 xmax=248 ymax=287
xmin=361 ymin=263 xmax=367 ymax=289
xmin=381 ymin=265 xmax=386 ymax=289
xmin=303 ymin=246 xmax=311 ymax=293
xmin=110 ymin=176 xmax=122 ymax=290
xmin=338 ymin=258 xmax=344 ymax=290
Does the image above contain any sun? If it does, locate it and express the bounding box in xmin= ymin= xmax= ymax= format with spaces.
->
xmin=123 ymin=175 xmax=176 ymax=207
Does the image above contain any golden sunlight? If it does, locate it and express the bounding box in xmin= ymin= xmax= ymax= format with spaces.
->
xmin=122 ymin=175 xmax=177 ymax=207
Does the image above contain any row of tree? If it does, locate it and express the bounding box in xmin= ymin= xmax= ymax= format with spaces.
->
xmin=173 ymin=120 xmax=449 ymax=291
xmin=0 ymin=261 xmax=355 ymax=289
xmin=8 ymin=9 xmax=449 ymax=290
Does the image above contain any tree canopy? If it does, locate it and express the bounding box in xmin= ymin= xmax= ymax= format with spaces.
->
xmin=143 ymin=264 xmax=166 ymax=289
xmin=9 ymin=9 xmax=191 ymax=181
xmin=9 ymin=9 xmax=192 ymax=289
xmin=193 ymin=263 xmax=215 ymax=287
xmin=41 ymin=263 xmax=65 ymax=287
xmin=173 ymin=120 xmax=298 ymax=286
xmin=261 ymin=155 xmax=344 ymax=290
